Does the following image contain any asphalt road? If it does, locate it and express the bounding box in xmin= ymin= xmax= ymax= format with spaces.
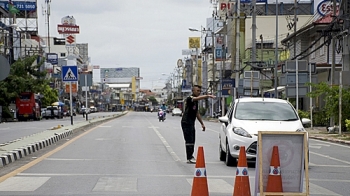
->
xmin=0 ymin=112 xmax=122 ymax=144
xmin=0 ymin=112 xmax=349 ymax=195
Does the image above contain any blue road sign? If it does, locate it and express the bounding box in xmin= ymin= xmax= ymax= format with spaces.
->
xmin=62 ymin=66 xmax=78 ymax=82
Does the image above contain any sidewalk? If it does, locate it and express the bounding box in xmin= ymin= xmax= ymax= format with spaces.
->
xmin=306 ymin=126 xmax=350 ymax=145
xmin=204 ymin=118 xmax=350 ymax=145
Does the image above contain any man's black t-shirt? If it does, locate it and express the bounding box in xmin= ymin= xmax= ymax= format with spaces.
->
xmin=181 ymin=95 xmax=198 ymax=125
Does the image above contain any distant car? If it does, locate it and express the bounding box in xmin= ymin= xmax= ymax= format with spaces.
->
xmin=80 ymin=108 xmax=90 ymax=114
xmin=218 ymin=98 xmax=311 ymax=166
xmin=90 ymin=106 xmax=97 ymax=113
xmin=172 ymin=108 xmax=182 ymax=116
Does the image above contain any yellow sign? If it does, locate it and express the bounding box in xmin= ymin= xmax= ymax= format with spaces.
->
xmin=189 ymin=37 xmax=200 ymax=49
xmin=121 ymin=99 xmax=125 ymax=105
xmin=280 ymin=50 xmax=290 ymax=61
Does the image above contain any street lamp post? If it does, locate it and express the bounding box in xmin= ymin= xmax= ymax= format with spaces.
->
xmin=189 ymin=27 xmax=215 ymax=117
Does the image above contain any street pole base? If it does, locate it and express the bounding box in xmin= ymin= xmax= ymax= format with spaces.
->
xmin=71 ymin=115 xmax=73 ymax=125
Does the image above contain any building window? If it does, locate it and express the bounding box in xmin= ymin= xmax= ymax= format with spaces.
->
xmin=311 ymin=44 xmax=315 ymax=59
xmin=60 ymin=53 xmax=66 ymax=57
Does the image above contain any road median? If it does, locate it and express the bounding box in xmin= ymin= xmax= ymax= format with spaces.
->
xmin=0 ymin=112 xmax=127 ymax=168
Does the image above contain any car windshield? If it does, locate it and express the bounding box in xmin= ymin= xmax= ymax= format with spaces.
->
xmin=234 ymin=101 xmax=298 ymax=121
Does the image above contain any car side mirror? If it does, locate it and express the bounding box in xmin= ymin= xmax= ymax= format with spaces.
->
xmin=301 ymin=118 xmax=311 ymax=125
xmin=219 ymin=116 xmax=229 ymax=123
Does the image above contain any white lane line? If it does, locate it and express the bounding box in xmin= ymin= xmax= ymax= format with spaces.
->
xmin=187 ymin=178 xmax=235 ymax=194
xmin=310 ymin=151 xmax=350 ymax=165
xmin=307 ymin=182 xmax=341 ymax=196
xmin=98 ymin=125 xmax=112 ymax=128
xmin=0 ymin=177 xmax=50 ymax=191
xmin=152 ymin=126 xmax=181 ymax=162
xmin=93 ymin=177 xmax=137 ymax=192
xmin=145 ymin=121 xmax=181 ymax=162
xmin=311 ymin=138 xmax=350 ymax=149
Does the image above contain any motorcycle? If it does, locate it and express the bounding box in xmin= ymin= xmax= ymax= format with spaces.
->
xmin=213 ymin=110 xmax=222 ymax=118
xmin=158 ymin=111 xmax=165 ymax=122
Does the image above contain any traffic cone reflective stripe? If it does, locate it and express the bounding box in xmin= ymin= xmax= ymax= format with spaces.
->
xmin=191 ymin=146 xmax=209 ymax=196
xmin=266 ymin=146 xmax=283 ymax=193
xmin=269 ymin=166 xmax=281 ymax=176
xmin=236 ymin=167 xmax=249 ymax=176
xmin=194 ymin=168 xmax=206 ymax=177
xmin=233 ymin=146 xmax=251 ymax=196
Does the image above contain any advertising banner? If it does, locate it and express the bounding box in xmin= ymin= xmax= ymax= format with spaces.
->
xmin=0 ymin=1 xmax=36 ymax=11
xmin=221 ymin=79 xmax=235 ymax=97
xmin=188 ymin=37 xmax=200 ymax=49
xmin=47 ymin=53 xmax=58 ymax=65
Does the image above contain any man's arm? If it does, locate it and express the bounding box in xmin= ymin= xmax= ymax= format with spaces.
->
xmin=196 ymin=111 xmax=206 ymax=131
xmin=192 ymin=94 xmax=216 ymax=101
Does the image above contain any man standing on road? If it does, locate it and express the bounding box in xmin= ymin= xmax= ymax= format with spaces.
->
xmin=181 ymin=85 xmax=216 ymax=164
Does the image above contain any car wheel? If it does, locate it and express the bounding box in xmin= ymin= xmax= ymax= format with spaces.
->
xmin=225 ymin=142 xmax=237 ymax=166
xmin=219 ymin=140 xmax=226 ymax=161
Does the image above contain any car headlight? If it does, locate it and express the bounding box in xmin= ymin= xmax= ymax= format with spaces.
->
xmin=233 ymin=127 xmax=252 ymax=138
xmin=296 ymin=128 xmax=306 ymax=132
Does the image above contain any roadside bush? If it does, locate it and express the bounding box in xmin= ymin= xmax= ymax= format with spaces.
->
xmin=345 ymin=119 xmax=350 ymax=132
xmin=1 ymin=107 xmax=13 ymax=120
xmin=312 ymin=109 xmax=329 ymax=126
xmin=298 ymin=110 xmax=310 ymax=119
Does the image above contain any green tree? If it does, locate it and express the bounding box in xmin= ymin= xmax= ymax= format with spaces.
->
xmin=41 ymin=85 xmax=58 ymax=107
xmin=148 ymin=96 xmax=158 ymax=105
xmin=307 ymin=82 xmax=350 ymax=130
xmin=0 ymin=55 xmax=47 ymax=108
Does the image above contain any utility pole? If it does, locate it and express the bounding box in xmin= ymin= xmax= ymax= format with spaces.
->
xmin=252 ymin=0 xmax=257 ymax=65
xmin=343 ymin=0 xmax=350 ymax=73
xmin=294 ymin=0 xmax=298 ymax=110
xmin=212 ymin=18 xmax=216 ymax=116
xmin=330 ymin=0 xmax=337 ymax=87
xmin=330 ymin=0 xmax=338 ymax=127
xmin=45 ymin=0 xmax=51 ymax=53
xmin=274 ymin=1 xmax=279 ymax=98
xmin=339 ymin=0 xmax=350 ymax=134
xmin=234 ymin=0 xmax=240 ymax=101
xmin=293 ymin=0 xmax=297 ymax=58
xmin=260 ymin=34 xmax=264 ymax=97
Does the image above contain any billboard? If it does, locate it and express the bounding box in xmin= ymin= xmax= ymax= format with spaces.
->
xmin=0 ymin=0 xmax=36 ymax=11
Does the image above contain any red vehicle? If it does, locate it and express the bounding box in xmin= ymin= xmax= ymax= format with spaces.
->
xmin=16 ymin=92 xmax=41 ymax=121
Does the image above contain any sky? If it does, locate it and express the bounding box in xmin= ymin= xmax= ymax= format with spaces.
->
xmin=37 ymin=0 xmax=214 ymax=89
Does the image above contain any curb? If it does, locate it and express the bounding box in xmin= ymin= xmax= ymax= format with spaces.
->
xmin=0 ymin=112 xmax=127 ymax=168
xmin=0 ymin=130 xmax=73 ymax=167
xmin=309 ymin=135 xmax=350 ymax=145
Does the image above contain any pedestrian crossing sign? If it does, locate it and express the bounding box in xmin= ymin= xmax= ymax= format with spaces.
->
xmin=62 ymin=66 xmax=78 ymax=82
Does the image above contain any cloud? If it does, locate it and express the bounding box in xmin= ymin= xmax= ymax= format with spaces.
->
xmin=38 ymin=0 xmax=212 ymax=88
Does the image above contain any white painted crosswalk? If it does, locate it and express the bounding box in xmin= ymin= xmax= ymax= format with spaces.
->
xmin=0 ymin=175 xmax=342 ymax=195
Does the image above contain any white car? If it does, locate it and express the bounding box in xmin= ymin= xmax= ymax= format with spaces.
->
xmin=218 ymin=98 xmax=311 ymax=166
xmin=172 ymin=108 xmax=182 ymax=116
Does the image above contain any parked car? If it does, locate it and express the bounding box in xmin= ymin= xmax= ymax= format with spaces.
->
xmin=80 ymin=108 xmax=90 ymax=114
xmin=172 ymin=108 xmax=182 ymax=116
xmin=218 ymin=98 xmax=311 ymax=166
xmin=89 ymin=106 xmax=97 ymax=113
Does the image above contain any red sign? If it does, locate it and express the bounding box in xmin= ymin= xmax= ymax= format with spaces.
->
xmin=65 ymin=83 xmax=77 ymax=93
xmin=66 ymin=35 xmax=75 ymax=44
xmin=220 ymin=2 xmax=234 ymax=10
xmin=58 ymin=24 xmax=80 ymax=34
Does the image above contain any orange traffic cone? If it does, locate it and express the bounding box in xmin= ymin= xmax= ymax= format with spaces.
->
xmin=266 ymin=146 xmax=283 ymax=193
xmin=191 ymin=146 xmax=209 ymax=196
xmin=233 ymin=146 xmax=251 ymax=196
